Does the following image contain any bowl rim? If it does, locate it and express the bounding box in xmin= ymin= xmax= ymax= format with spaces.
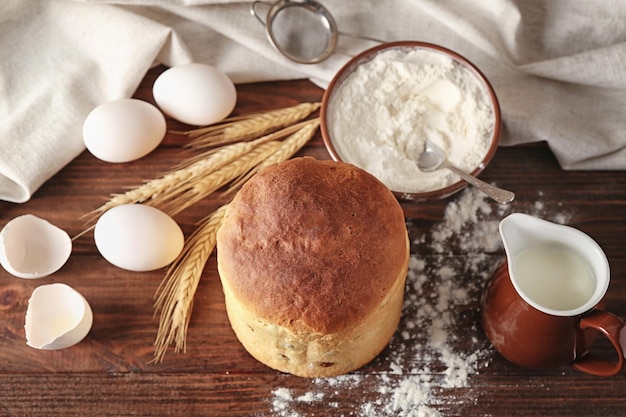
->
xmin=320 ymin=40 xmax=502 ymax=201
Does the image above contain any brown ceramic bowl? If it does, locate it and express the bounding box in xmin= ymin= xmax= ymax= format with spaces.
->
xmin=320 ymin=41 xmax=501 ymax=202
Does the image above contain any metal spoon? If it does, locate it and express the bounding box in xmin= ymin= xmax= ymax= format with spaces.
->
xmin=417 ymin=140 xmax=515 ymax=204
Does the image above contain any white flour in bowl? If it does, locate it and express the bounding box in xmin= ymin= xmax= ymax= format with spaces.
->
xmin=326 ymin=47 xmax=495 ymax=193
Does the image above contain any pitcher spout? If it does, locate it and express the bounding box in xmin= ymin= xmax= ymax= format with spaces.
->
xmin=499 ymin=213 xmax=566 ymax=259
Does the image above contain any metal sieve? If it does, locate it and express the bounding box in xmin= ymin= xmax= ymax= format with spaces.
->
xmin=251 ymin=0 xmax=382 ymax=64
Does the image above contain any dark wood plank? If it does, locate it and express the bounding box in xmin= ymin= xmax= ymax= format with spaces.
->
xmin=0 ymin=67 xmax=624 ymax=416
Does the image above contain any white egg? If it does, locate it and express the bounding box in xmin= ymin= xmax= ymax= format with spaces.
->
xmin=25 ymin=283 xmax=93 ymax=350
xmin=0 ymin=214 xmax=72 ymax=279
xmin=83 ymin=98 xmax=166 ymax=163
xmin=153 ymin=63 xmax=237 ymax=126
xmin=94 ymin=204 xmax=184 ymax=272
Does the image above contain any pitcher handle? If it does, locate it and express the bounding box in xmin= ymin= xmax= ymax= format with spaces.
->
xmin=573 ymin=310 xmax=626 ymax=376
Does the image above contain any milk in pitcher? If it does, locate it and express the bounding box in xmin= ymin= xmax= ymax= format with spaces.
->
xmin=514 ymin=242 xmax=596 ymax=311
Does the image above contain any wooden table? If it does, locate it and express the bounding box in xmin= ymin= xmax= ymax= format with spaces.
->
xmin=1 ymin=67 xmax=625 ymax=416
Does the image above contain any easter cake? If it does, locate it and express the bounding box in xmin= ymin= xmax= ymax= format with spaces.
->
xmin=216 ymin=157 xmax=409 ymax=377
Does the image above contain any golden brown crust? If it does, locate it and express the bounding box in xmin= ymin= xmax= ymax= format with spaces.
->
xmin=216 ymin=157 xmax=408 ymax=335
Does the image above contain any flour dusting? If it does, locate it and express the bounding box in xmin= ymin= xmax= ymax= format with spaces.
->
xmin=268 ymin=187 xmax=570 ymax=416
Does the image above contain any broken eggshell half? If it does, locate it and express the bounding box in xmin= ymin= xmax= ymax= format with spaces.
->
xmin=25 ymin=283 xmax=93 ymax=350
xmin=0 ymin=214 xmax=72 ymax=279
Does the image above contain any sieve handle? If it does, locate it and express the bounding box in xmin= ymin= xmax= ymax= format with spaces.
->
xmin=250 ymin=1 xmax=271 ymax=26
xmin=339 ymin=31 xmax=385 ymax=45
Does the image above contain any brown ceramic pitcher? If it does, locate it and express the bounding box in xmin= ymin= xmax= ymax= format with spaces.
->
xmin=481 ymin=213 xmax=626 ymax=376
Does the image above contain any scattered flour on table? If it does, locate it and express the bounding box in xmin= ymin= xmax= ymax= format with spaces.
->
xmin=268 ymin=187 xmax=571 ymax=417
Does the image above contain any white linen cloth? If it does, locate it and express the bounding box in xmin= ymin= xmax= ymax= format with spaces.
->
xmin=1 ymin=0 xmax=625 ymax=203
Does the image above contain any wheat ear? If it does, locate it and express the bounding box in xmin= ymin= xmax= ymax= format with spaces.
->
xmin=168 ymin=112 xmax=265 ymax=135
xmin=152 ymin=204 xmax=228 ymax=362
xmin=83 ymin=136 xmax=270 ymax=223
xmin=187 ymin=102 xmax=320 ymax=149
xmin=157 ymin=141 xmax=282 ymax=216
xmin=224 ymin=118 xmax=320 ymax=195
xmin=176 ymin=118 xmax=310 ymax=168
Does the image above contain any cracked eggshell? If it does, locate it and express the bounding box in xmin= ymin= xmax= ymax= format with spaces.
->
xmin=0 ymin=214 xmax=72 ymax=279
xmin=25 ymin=283 xmax=93 ymax=350
xmin=94 ymin=204 xmax=184 ymax=272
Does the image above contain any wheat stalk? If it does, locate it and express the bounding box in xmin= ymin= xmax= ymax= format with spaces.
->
xmin=224 ymin=118 xmax=320 ymax=195
xmin=152 ymin=204 xmax=228 ymax=362
xmin=82 ymin=102 xmax=320 ymax=226
xmin=254 ymin=118 xmax=320 ymax=169
xmin=169 ymin=112 xmax=265 ymax=136
xmin=186 ymin=102 xmax=320 ymax=149
xmin=176 ymin=119 xmax=310 ymax=168
xmin=156 ymin=141 xmax=281 ymax=216
xmin=82 ymin=138 xmax=266 ymax=224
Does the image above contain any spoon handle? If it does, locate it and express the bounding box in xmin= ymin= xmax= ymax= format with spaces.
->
xmin=443 ymin=162 xmax=515 ymax=204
